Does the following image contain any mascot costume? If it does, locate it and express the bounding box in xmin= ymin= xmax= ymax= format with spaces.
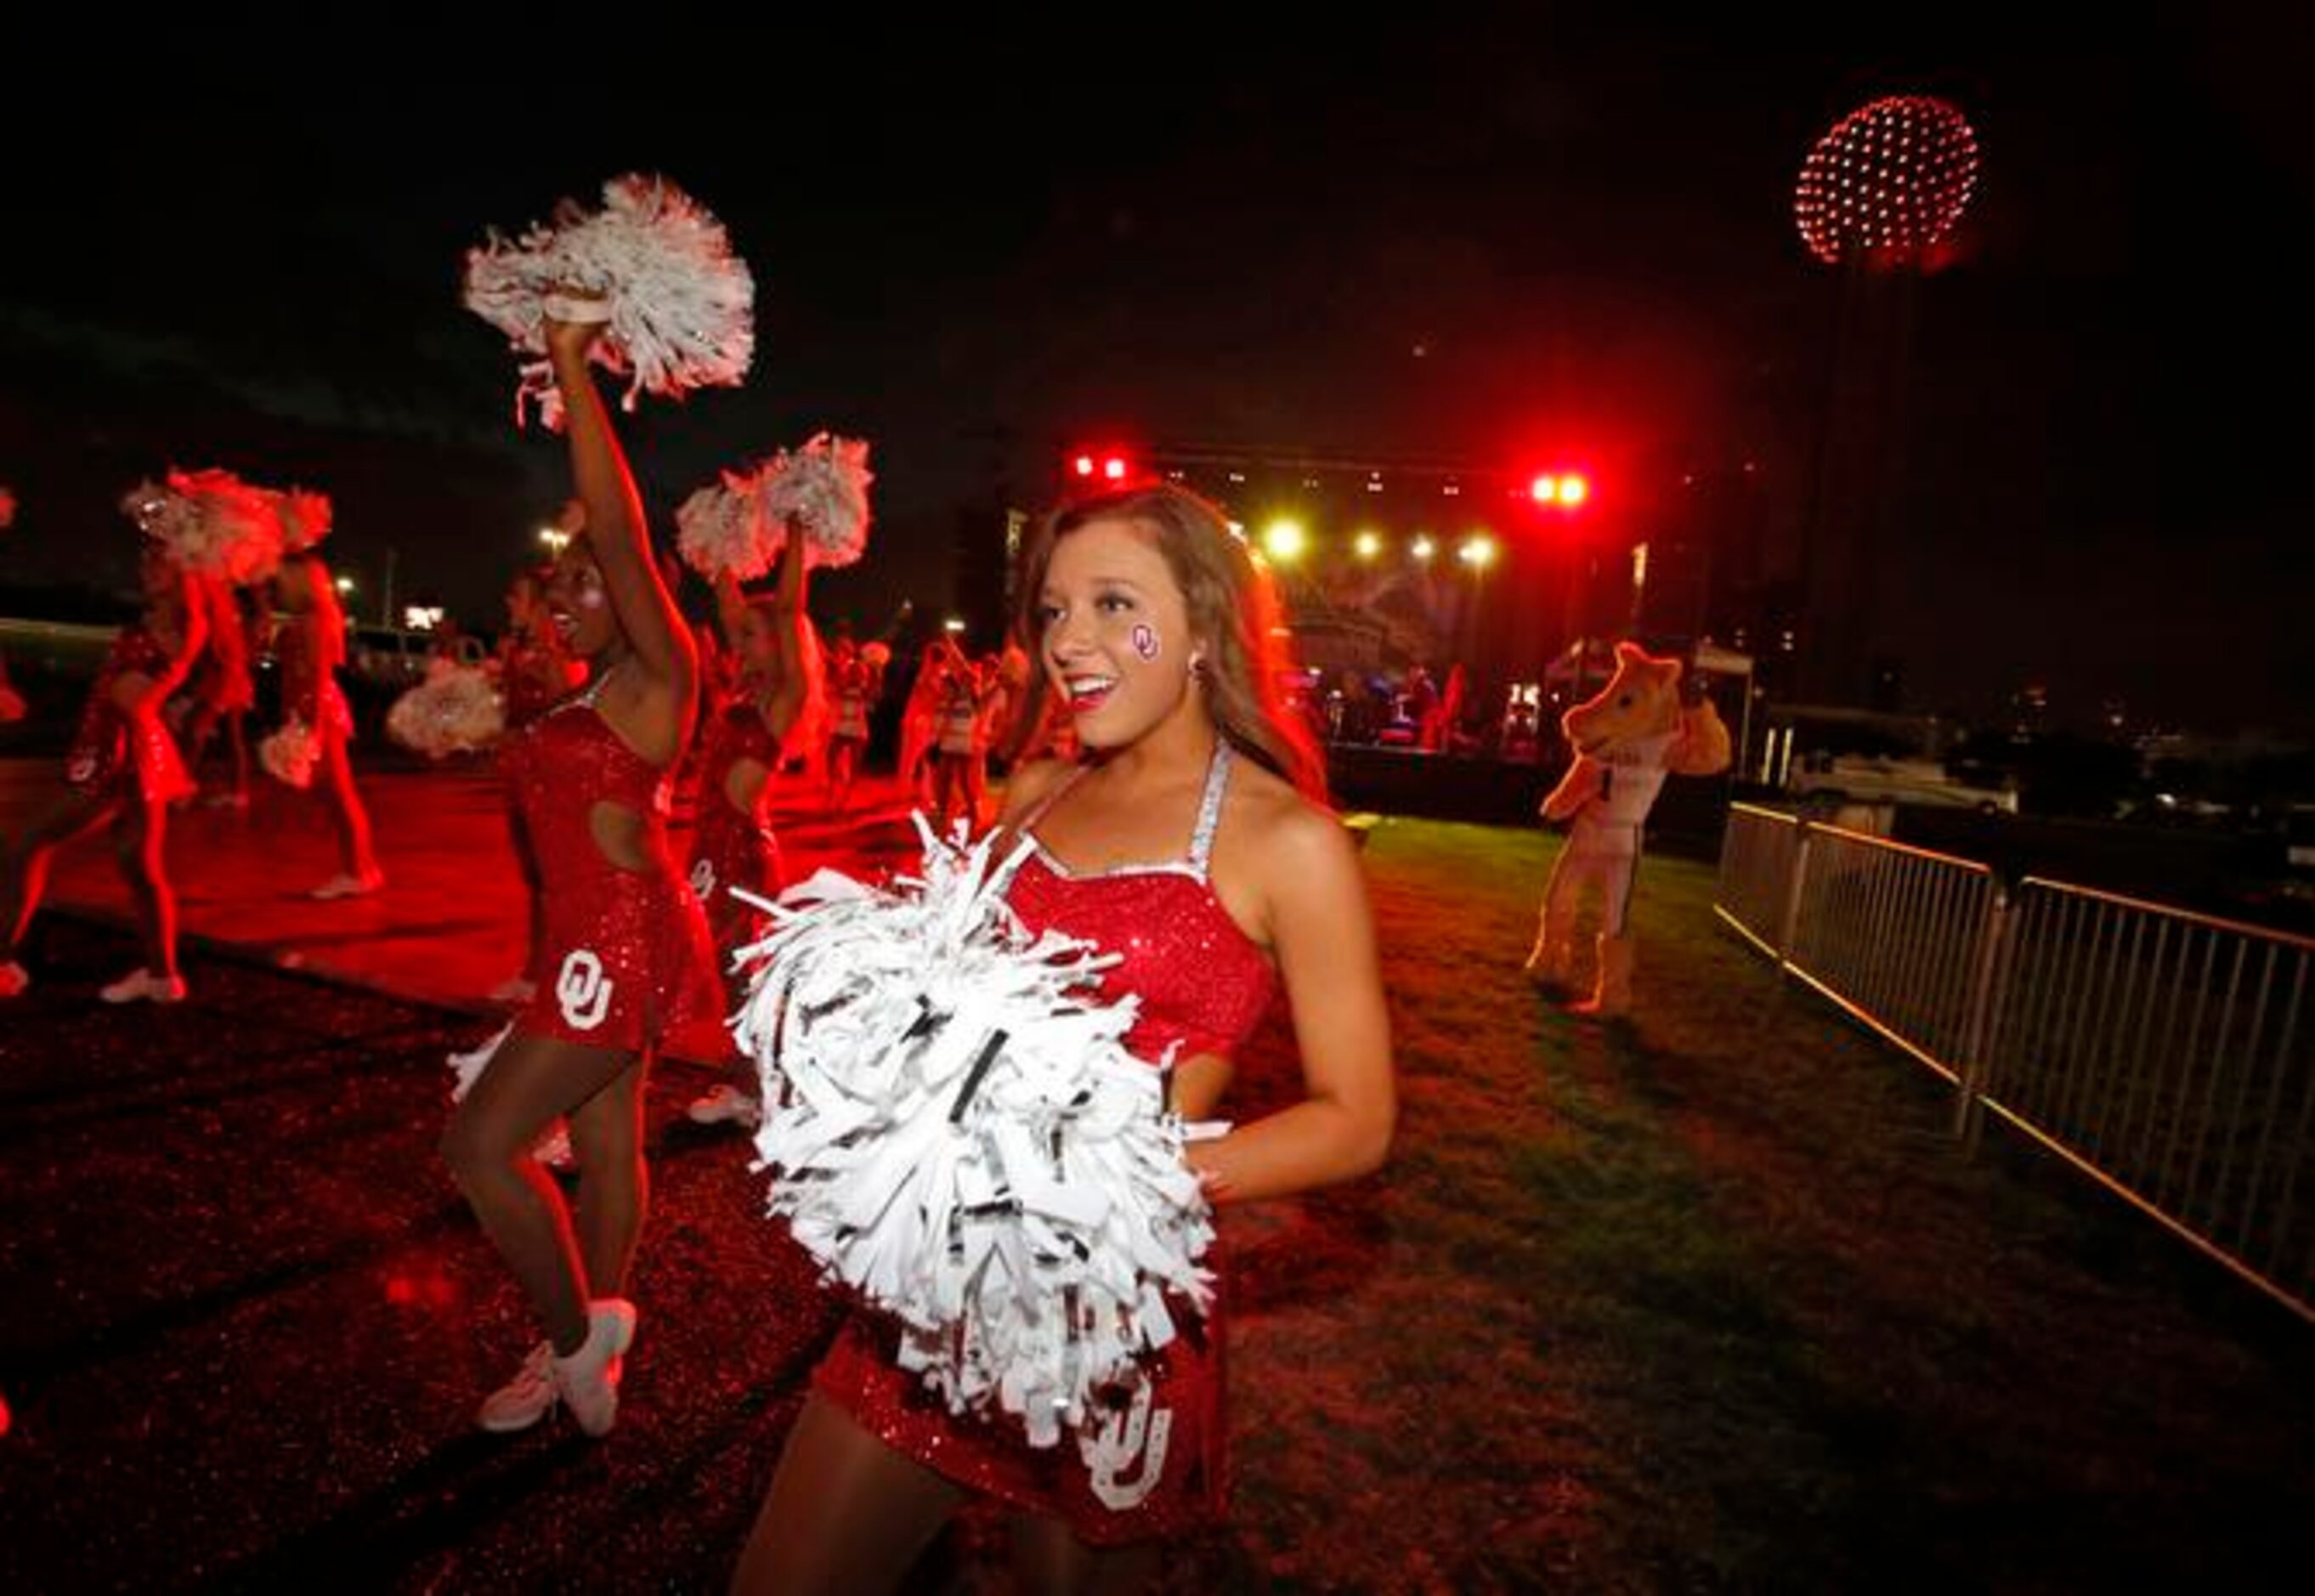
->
xmin=1527 ymin=642 xmax=1731 ymax=1016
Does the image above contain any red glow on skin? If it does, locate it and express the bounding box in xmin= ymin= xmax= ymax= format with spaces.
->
xmin=384 ymin=1267 xmax=461 ymax=1310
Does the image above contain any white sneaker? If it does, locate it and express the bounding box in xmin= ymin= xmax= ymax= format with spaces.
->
xmin=478 ymin=1340 xmax=558 ymax=1433
xmin=310 ymin=869 xmax=386 ymax=901
xmin=552 ymin=1299 xmax=638 ymax=1438
xmin=686 ymin=1084 xmax=762 ymax=1128
xmin=475 ymin=1301 xmax=635 ymax=1435
xmin=99 ymin=969 xmax=188 ymax=1005
xmin=0 ymin=961 xmax=27 ymax=999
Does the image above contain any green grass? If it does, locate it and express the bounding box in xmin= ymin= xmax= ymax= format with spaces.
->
xmin=3 ymin=813 xmax=2306 ymax=1593
xmin=1163 ymin=817 xmax=2315 ymax=1593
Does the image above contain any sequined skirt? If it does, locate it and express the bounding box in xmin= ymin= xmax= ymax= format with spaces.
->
xmin=811 ymin=1279 xmax=1227 ymax=1546
xmin=517 ymin=853 xmax=720 ymax=1053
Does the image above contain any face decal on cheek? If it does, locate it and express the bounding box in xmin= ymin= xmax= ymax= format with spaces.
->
xmin=575 ymin=585 xmax=608 ymax=611
xmin=1130 ymin=623 xmax=1162 ymax=662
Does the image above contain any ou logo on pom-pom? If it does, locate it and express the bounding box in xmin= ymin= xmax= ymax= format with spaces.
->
xmin=690 ymin=858 xmax=716 ymax=901
xmin=555 ymin=949 xmax=614 ymax=1033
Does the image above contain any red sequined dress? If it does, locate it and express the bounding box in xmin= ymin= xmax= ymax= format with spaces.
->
xmin=275 ymin=617 xmax=354 ymax=742
xmin=65 ymin=625 xmax=195 ymax=804
xmin=812 ymin=742 xmax=1275 ymax=1544
xmin=501 ymin=671 xmax=719 ymax=1050
xmin=831 ymin=657 xmax=873 ymax=743
xmin=687 ymin=695 xmax=786 ymax=951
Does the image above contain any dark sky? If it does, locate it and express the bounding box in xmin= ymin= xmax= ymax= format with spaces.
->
xmin=3 ymin=13 xmax=2309 ymax=733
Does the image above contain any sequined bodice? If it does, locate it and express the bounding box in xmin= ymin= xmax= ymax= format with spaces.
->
xmin=507 ymin=675 xmax=673 ymax=869
xmin=703 ymin=698 xmax=781 ymax=790
xmin=1004 ymin=744 xmax=1275 ymax=1066
xmin=77 ymin=627 xmax=170 ymax=739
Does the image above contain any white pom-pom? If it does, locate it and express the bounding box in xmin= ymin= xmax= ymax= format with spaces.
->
xmin=676 ymin=468 xmax=774 ymax=580
xmin=259 ymin=716 xmax=320 ymax=790
xmin=760 ymin=433 xmax=873 ymax=570
xmin=123 ymin=470 xmax=285 ymax=584
xmin=732 ymin=818 xmax=1220 ymax=1454
xmin=387 ymin=660 xmax=506 ymax=758
xmin=462 ymin=173 xmax=756 ymax=430
xmin=275 ymin=488 xmax=332 ymax=554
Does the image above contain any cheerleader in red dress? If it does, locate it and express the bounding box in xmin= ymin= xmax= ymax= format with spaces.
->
xmin=733 ymin=481 xmax=1397 ymax=1595
xmin=178 ymin=574 xmax=258 ymax=810
xmin=439 ymin=309 xmax=721 ymax=1440
xmin=490 ymin=555 xmax=589 ymax=1004
xmin=822 ymin=633 xmax=886 ymax=814
xmin=682 ymin=530 xmax=818 ymax=1129
xmin=929 ymin=641 xmax=999 ymax=835
xmin=0 ymin=540 xmax=208 ymax=1004
xmin=271 ymin=546 xmax=384 ymax=898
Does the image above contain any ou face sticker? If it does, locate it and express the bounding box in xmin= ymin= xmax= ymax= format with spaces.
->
xmin=555 ymin=948 xmax=614 ymax=1033
xmin=1130 ymin=624 xmax=1161 ymax=662
xmin=690 ymin=858 xmax=716 ymax=901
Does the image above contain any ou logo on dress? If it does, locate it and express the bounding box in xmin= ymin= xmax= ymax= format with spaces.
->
xmin=1082 ymin=1381 xmax=1174 ymax=1511
xmin=555 ymin=948 xmax=614 ymax=1033
xmin=691 ymin=858 xmax=717 ymax=902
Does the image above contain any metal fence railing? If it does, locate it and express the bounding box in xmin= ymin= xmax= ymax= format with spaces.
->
xmin=1713 ymin=804 xmax=1801 ymax=959
xmin=1717 ymin=808 xmax=2315 ymax=1324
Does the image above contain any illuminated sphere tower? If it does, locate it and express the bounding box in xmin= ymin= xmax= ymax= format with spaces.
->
xmin=1792 ymin=95 xmax=1980 ymax=707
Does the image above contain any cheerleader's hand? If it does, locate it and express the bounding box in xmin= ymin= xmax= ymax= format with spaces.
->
xmin=543 ymin=295 xmax=612 ymax=363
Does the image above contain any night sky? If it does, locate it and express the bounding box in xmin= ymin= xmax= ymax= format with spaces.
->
xmin=3 ymin=14 xmax=2308 ymax=733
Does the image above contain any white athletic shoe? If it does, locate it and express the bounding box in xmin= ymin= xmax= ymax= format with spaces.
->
xmin=686 ymin=1084 xmax=762 ymax=1129
xmin=99 ymin=969 xmax=188 ymax=1005
xmin=552 ymin=1299 xmax=637 ymax=1439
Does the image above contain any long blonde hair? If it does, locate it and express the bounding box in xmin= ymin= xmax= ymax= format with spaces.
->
xmin=1007 ymin=482 xmax=1326 ymax=802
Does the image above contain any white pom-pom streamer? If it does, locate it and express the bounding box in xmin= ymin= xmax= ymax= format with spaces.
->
xmin=462 ymin=173 xmax=756 ymax=430
xmin=387 ymin=660 xmax=506 ymax=758
xmin=733 ymin=818 xmax=1220 ymax=1455
xmin=760 ymin=433 xmax=872 ymax=570
xmin=259 ymin=716 xmax=320 ymax=790
xmin=676 ymin=468 xmax=774 ymax=581
xmin=275 ymin=488 xmax=333 ymax=555
xmin=123 ymin=470 xmax=285 ymax=584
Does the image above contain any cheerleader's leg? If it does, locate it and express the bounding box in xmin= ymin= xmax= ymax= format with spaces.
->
xmin=567 ymin=1050 xmax=649 ymax=1299
xmin=109 ymin=795 xmax=178 ymax=980
xmin=732 ymin=1393 xmax=969 ymax=1596
xmin=0 ymin=785 xmax=116 ymax=959
xmin=441 ymin=1031 xmax=635 ymax=1354
xmin=1010 ymin=1517 xmax=1159 ymax=1596
xmin=318 ymin=731 xmax=381 ymax=881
